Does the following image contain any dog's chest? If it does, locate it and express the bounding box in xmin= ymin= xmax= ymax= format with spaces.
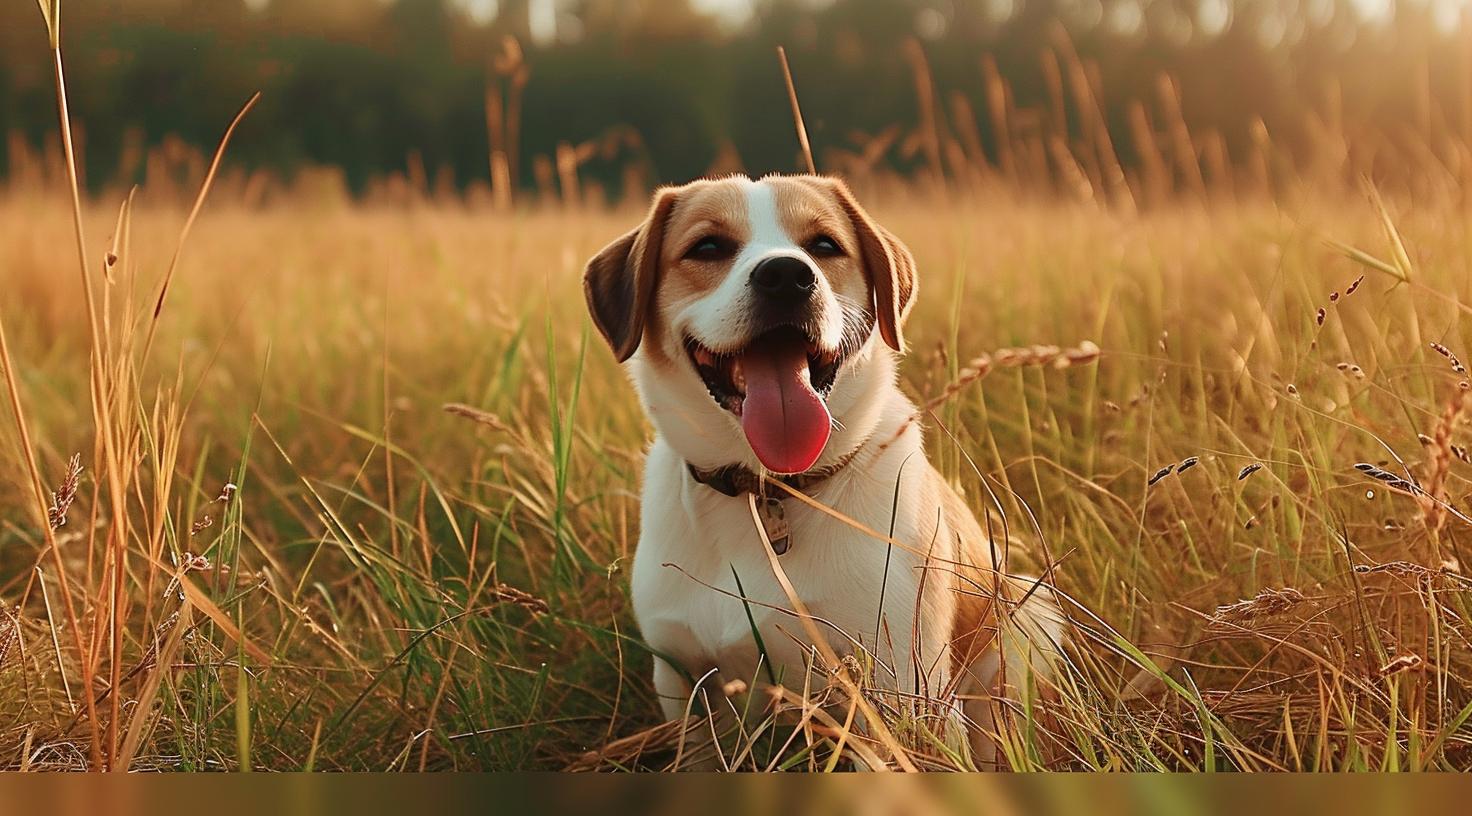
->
xmin=630 ymin=449 xmax=931 ymax=684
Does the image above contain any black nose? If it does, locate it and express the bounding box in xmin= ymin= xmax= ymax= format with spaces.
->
xmin=750 ymin=256 xmax=817 ymax=301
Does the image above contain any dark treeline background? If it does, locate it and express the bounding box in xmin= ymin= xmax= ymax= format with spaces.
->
xmin=0 ymin=0 xmax=1467 ymax=200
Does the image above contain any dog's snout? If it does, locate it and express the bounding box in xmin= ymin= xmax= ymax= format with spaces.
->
xmin=750 ymin=256 xmax=817 ymax=301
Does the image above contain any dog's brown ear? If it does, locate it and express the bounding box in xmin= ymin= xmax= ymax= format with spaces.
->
xmin=583 ymin=186 xmax=681 ymax=362
xmin=818 ymin=177 xmax=917 ymax=351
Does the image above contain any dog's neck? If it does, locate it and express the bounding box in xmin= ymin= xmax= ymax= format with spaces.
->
xmin=686 ymin=444 xmax=864 ymax=498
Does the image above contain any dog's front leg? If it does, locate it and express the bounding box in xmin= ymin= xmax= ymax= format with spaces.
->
xmin=654 ymin=658 xmax=734 ymax=770
xmin=652 ymin=657 xmax=693 ymax=723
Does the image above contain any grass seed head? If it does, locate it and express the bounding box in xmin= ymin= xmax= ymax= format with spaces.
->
xmin=46 ymin=453 xmax=83 ymax=531
xmin=1210 ymin=587 xmax=1309 ymax=628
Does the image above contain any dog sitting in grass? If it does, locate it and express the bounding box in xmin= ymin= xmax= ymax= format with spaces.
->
xmin=584 ymin=173 xmax=1064 ymax=766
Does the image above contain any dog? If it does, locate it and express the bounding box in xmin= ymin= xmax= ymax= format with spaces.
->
xmin=583 ymin=173 xmax=1064 ymax=766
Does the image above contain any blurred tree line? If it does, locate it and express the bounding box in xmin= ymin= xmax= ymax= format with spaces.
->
xmin=1 ymin=0 xmax=1468 ymax=200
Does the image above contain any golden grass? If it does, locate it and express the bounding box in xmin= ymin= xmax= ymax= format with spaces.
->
xmin=2 ymin=3 xmax=1471 ymax=770
xmin=2 ymin=178 xmax=1472 ymax=769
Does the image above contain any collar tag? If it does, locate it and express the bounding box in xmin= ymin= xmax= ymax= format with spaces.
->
xmin=756 ymin=496 xmax=791 ymax=555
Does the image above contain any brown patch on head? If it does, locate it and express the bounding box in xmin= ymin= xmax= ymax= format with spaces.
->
xmin=764 ymin=175 xmax=869 ymax=318
xmin=765 ymin=176 xmax=859 ymax=249
xmin=785 ymin=175 xmax=917 ymax=351
xmin=653 ymin=179 xmax=751 ymax=328
xmin=584 ymin=178 xmax=749 ymax=363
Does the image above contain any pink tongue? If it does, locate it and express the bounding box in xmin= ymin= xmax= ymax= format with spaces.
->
xmin=739 ymin=335 xmax=832 ymax=474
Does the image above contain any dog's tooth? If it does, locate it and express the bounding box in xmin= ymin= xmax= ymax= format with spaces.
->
xmin=732 ymin=358 xmax=745 ymax=391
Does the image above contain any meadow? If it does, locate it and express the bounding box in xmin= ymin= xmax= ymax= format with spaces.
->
xmin=3 ymin=169 xmax=1471 ymax=770
xmin=4 ymin=3 xmax=1472 ymax=772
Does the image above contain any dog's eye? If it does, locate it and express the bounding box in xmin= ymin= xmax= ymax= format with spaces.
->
xmin=685 ymin=236 xmax=736 ymax=261
xmin=806 ymin=235 xmax=843 ymax=258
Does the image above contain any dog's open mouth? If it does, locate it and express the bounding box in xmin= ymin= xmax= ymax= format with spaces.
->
xmin=686 ymin=326 xmax=842 ymax=474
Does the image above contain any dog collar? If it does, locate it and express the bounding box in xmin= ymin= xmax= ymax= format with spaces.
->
xmin=685 ymin=448 xmax=861 ymax=555
xmin=685 ymin=447 xmax=861 ymax=497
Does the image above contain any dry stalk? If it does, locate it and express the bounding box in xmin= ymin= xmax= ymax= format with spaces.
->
xmin=487 ymin=583 xmax=549 ymax=616
xmin=141 ymin=92 xmax=261 ymax=362
xmin=0 ymin=606 xmax=19 ymax=670
xmin=925 ymin=341 xmax=1101 ymax=414
xmin=1377 ymin=653 xmax=1425 ymax=677
xmin=1420 ymin=386 xmax=1471 ymax=533
xmin=777 ymin=46 xmax=816 ymax=175
xmin=563 ymin=717 xmax=694 ymax=771
xmin=882 ymin=341 xmax=1100 ymax=449
xmin=442 ymin=402 xmax=513 ymax=433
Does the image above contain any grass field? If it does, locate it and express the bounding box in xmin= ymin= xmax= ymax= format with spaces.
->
xmin=3 ymin=2 xmax=1472 ymax=772
xmin=3 ymin=173 xmax=1472 ymax=770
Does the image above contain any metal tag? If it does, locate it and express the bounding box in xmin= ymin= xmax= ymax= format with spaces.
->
xmin=757 ymin=497 xmax=792 ymax=555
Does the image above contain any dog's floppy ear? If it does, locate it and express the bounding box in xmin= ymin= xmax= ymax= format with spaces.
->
xmin=583 ymin=186 xmax=681 ymax=362
xmin=816 ymin=177 xmax=917 ymax=351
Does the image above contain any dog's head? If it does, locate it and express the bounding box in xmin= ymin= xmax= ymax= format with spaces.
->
xmin=584 ymin=174 xmax=916 ymax=475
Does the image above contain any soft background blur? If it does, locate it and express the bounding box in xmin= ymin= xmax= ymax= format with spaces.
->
xmin=2 ymin=0 xmax=1471 ymax=204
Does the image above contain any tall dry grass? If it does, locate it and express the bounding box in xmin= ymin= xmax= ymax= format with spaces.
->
xmin=4 ymin=185 xmax=1472 ymax=769
xmin=3 ymin=4 xmax=1472 ymax=771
